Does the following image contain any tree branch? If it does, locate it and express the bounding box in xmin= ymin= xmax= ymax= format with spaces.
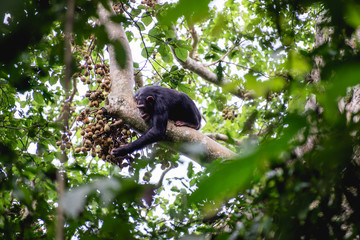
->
xmin=205 ymin=133 xmax=243 ymax=145
xmin=56 ymin=0 xmax=75 ymax=238
xmin=170 ymin=28 xmax=251 ymax=99
xmin=189 ymin=24 xmax=199 ymax=59
xmin=97 ymin=2 xmax=134 ymax=99
xmin=172 ymin=53 xmax=250 ymax=99
xmin=203 ymin=44 xmax=237 ymax=67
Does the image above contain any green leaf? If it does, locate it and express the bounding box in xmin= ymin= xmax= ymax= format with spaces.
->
xmin=33 ymin=91 xmax=43 ymax=104
xmin=345 ymin=3 xmax=360 ymax=28
xmin=318 ymin=62 xmax=360 ymax=124
xmin=149 ymin=27 xmax=161 ymax=42
xmin=189 ymin=114 xmax=306 ymax=208
xmin=159 ymin=0 xmax=212 ymax=24
xmin=126 ymin=31 xmax=134 ymax=42
xmin=113 ymin=40 xmax=127 ymax=69
xmin=175 ymin=47 xmax=188 ymax=62
xmin=188 ymin=153 xmax=259 ymax=209
xmin=137 ymin=22 xmax=146 ymax=31
xmin=158 ymin=44 xmax=172 ymax=63
xmin=131 ymin=8 xmax=141 ymax=17
xmin=142 ymin=14 xmax=153 ymax=26
xmin=187 ymin=162 xmax=194 ymax=179
xmin=110 ymin=15 xmax=128 ymax=24
xmin=176 ymin=40 xmax=192 ymax=50
xmin=164 ymin=29 xmax=176 ymax=39
xmin=141 ymin=47 xmax=155 ymax=58
xmin=178 ymin=84 xmax=195 ymax=99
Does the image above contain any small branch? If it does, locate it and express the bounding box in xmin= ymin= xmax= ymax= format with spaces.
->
xmin=56 ymin=169 xmax=65 ymax=240
xmin=189 ymin=24 xmax=199 ymax=59
xmin=56 ymin=0 xmax=75 ymax=239
xmin=170 ymin=27 xmax=251 ymax=99
xmin=0 ymin=86 xmax=10 ymax=106
xmin=154 ymin=164 xmax=174 ymax=189
xmin=0 ymin=123 xmax=40 ymax=130
xmin=221 ymin=60 xmax=268 ymax=78
xmin=67 ymin=75 xmax=77 ymax=103
xmin=203 ymin=44 xmax=237 ymax=67
xmin=172 ymin=51 xmax=250 ymax=99
xmin=120 ymin=3 xmax=163 ymax=81
xmin=56 ymin=74 xmax=78 ymax=124
xmin=205 ymin=133 xmax=243 ymax=145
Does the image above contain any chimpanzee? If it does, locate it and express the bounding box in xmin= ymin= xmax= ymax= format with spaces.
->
xmin=111 ymin=86 xmax=201 ymax=156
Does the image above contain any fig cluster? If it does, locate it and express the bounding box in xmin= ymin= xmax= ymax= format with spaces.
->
xmin=222 ymin=107 xmax=238 ymax=121
xmin=76 ymin=108 xmax=136 ymax=168
xmin=141 ymin=0 xmax=157 ymax=8
xmin=74 ymin=54 xmax=136 ymax=168
xmin=79 ymin=55 xmax=111 ymax=92
xmin=56 ymin=131 xmax=73 ymax=152
xmin=86 ymin=89 xmax=106 ymax=108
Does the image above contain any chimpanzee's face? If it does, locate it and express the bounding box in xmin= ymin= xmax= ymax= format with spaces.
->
xmin=135 ymin=92 xmax=154 ymax=122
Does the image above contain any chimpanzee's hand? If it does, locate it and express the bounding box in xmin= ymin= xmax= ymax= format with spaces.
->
xmin=111 ymin=146 xmax=129 ymax=156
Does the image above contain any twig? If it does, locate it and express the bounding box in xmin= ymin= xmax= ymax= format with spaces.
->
xmin=221 ymin=60 xmax=268 ymax=77
xmin=169 ymin=26 xmax=251 ymax=99
xmin=120 ymin=3 xmax=163 ymax=80
xmin=203 ymin=44 xmax=237 ymax=67
xmin=205 ymin=133 xmax=243 ymax=145
xmin=154 ymin=164 xmax=174 ymax=189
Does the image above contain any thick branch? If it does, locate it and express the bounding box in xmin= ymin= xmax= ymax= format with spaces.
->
xmin=97 ymin=2 xmax=134 ymax=99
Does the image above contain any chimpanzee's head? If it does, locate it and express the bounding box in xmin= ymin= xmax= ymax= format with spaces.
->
xmin=135 ymin=89 xmax=155 ymax=122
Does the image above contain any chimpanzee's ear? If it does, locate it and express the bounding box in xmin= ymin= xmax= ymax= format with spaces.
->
xmin=146 ymin=96 xmax=155 ymax=103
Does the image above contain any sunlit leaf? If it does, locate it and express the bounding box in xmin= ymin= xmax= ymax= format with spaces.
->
xmin=159 ymin=43 xmax=172 ymax=63
xmin=142 ymin=13 xmax=153 ymax=26
xmin=33 ymin=91 xmax=43 ymax=104
xmin=288 ymin=50 xmax=311 ymax=77
xmin=159 ymin=0 xmax=212 ymax=24
xmin=175 ymin=47 xmax=188 ymax=62
xmin=210 ymin=13 xmax=227 ymax=38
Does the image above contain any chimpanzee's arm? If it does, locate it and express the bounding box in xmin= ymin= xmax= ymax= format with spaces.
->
xmin=111 ymin=109 xmax=168 ymax=156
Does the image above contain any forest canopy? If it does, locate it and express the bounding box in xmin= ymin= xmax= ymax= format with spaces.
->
xmin=1 ymin=0 xmax=360 ymax=239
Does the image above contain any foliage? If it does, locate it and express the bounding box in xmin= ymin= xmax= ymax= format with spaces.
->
xmin=1 ymin=0 xmax=360 ymax=239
